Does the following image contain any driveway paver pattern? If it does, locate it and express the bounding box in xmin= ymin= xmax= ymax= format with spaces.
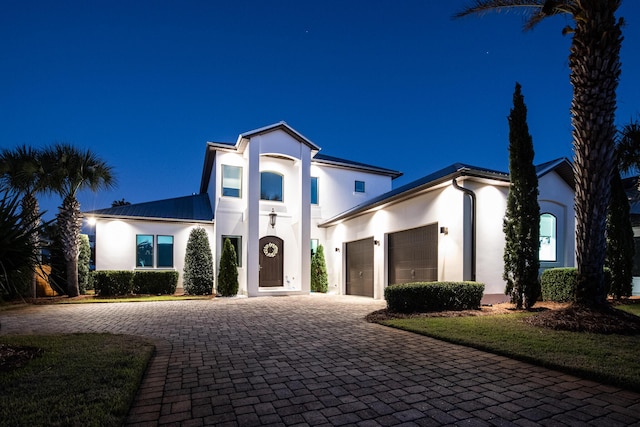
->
xmin=1 ymin=295 xmax=640 ymax=426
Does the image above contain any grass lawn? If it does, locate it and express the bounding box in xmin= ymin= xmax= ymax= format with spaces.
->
xmin=0 ymin=334 xmax=154 ymax=427
xmin=380 ymin=304 xmax=640 ymax=392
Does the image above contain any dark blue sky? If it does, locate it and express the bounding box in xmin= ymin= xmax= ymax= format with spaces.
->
xmin=2 ymin=1 xmax=639 ymax=219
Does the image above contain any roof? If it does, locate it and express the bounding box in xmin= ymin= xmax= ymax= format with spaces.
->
xmin=535 ymin=158 xmax=575 ymax=189
xmin=85 ymin=193 xmax=213 ymax=222
xmin=312 ymin=153 xmax=402 ymax=179
xmin=319 ymin=158 xmax=573 ymax=227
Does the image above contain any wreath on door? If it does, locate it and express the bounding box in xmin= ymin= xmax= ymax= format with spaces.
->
xmin=263 ymin=242 xmax=278 ymax=258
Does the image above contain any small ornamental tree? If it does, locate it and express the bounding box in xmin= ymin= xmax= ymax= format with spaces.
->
xmin=605 ymin=169 xmax=634 ymax=299
xmin=503 ymin=82 xmax=540 ymax=309
xmin=217 ymin=238 xmax=238 ymax=296
xmin=311 ymin=244 xmax=328 ymax=293
xmin=183 ymin=227 xmax=214 ymax=295
xmin=77 ymin=234 xmax=91 ymax=295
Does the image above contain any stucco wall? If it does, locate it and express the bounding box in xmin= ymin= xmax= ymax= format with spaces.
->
xmin=94 ymin=219 xmax=215 ymax=291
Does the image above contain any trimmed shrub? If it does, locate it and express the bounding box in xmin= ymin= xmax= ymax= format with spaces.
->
xmin=183 ymin=227 xmax=214 ymax=295
xmin=311 ymin=245 xmax=328 ymax=293
xmin=541 ymin=267 xmax=613 ymax=302
xmin=78 ymin=234 xmax=91 ymax=295
xmin=385 ymin=281 xmax=485 ymax=313
xmin=92 ymin=270 xmax=135 ymax=296
xmin=133 ymin=271 xmax=179 ymax=295
xmin=217 ymin=237 xmax=239 ymax=296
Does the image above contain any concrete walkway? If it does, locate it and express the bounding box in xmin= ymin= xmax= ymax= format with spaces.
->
xmin=1 ymin=295 xmax=639 ymax=426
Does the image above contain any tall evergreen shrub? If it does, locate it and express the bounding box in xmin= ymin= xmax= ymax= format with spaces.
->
xmin=183 ymin=227 xmax=214 ymax=295
xmin=78 ymin=234 xmax=90 ymax=294
xmin=217 ymin=238 xmax=238 ymax=296
xmin=311 ymin=244 xmax=328 ymax=293
xmin=605 ymin=169 xmax=634 ymax=299
xmin=503 ymin=82 xmax=540 ymax=309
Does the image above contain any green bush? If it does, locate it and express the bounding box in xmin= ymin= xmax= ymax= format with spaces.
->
xmin=78 ymin=234 xmax=91 ymax=295
xmin=183 ymin=227 xmax=214 ymax=295
xmin=92 ymin=270 xmax=135 ymax=296
xmin=311 ymin=245 xmax=328 ymax=293
xmin=541 ymin=267 xmax=613 ymax=302
xmin=133 ymin=271 xmax=178 ymax=295
xmin=217 ymin=238 xmax=238 ymax=296
xmin=385 ymin=281 xmax=485 ymax=313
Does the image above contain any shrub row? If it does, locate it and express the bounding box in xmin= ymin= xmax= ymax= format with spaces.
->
xmin=385 ymin=281 xmax=485 ymax=313
xmin=92 ymin=270 xmax=178 ymax=296
xmin=540 ymin=267 xmax=612 ymax=302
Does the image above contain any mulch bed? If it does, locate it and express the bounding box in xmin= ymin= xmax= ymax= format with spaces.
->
xmin=0 ymin=344 xmax=43 ymax=373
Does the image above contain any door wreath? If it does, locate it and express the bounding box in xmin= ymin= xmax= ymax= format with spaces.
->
xmin=263 ymin=242 xmax=278 ymax=258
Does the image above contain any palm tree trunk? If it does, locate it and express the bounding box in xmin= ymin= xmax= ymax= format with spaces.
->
xmin=570 ymin=0 xmax=622 ymax=307
xmin=59 ymin=195 xmax=82 ymax=297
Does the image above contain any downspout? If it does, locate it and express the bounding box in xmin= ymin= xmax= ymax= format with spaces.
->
xmin=452 ymin=177 xmax=476 ymax=281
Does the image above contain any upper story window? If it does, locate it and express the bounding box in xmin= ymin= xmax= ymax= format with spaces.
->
xmin=355 ymin=180 xmax=365 ymax=193
xmin=222 ymin=165 xmax=242 ymax=198
xmin=311 ymin=177 xmax=319 ymax=205
xmin=539 ymin=213 xmax=557 ymax=262
xmin=261 ymin=171 xmax=283 ymax=201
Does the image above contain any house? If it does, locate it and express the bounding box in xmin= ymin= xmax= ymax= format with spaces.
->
xmin=622 ymin=176 xmax=640 ymax=296
xmin=86 ymin=122 xmax=576 ymax=299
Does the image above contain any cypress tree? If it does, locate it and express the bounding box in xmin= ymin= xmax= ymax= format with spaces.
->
xmin=605 ymin=169 xmax=634 ymax=299
xmin=217 ymin=237 xmax=239 ymax=296
xmin=311 ymin=244 xmax=328 ymax=293
xmin=77 ymin=234 xmax=91 ymax=295
xmin=503 ymin=82 xmax=540 ymax=309
xmin=183 ymin=227 xmax=214 ymax=295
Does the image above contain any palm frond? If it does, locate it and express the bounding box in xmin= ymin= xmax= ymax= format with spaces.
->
xmin=617 ymin=119 xmax=640 ymax=175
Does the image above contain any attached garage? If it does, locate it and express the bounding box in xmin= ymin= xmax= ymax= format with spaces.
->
xmin=345 ymin=237 xmax=374 ymax=297
xmin=388 ymin=224 xmax=438 ymax=285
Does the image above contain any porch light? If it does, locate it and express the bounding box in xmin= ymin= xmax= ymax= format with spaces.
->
xmin=374 ymin=240 xmax=380 ymax=246
xmin=440 ymin=226 xmax=448 ymax=235
xmin=269 ymin=208 xmax=277 ymax=228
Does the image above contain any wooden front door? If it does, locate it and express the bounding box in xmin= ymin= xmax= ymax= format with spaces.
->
xmin=259 ymin=236 xmax=283 ymax=287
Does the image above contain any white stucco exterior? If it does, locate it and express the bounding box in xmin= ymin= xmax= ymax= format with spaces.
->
xmin=87 ymin=122 xmax=576 ymax=300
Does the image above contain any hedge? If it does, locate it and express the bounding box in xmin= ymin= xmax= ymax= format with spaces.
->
xmin=93 ymin=270 xmax=179 ymax=296
xmin=541 ymin=267 xmax=612 ymax=302
xmin=133 ymin=271 xmax=179 ymax=295
xmin=92 ymin=271 xmax=135 ymax=296
xmin=385 ymin=281 xmax=485 ymax=313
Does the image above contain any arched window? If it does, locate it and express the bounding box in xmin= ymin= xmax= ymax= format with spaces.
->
xmin=539 ymin=213 xmax=557 ymax=262
xmin=260 ymin=172 xmax=283 ymax=201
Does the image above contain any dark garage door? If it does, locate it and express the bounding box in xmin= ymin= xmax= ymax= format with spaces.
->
xmin=388 ymin=224 xmax=438 ymax=285
xmin=345 ymin=237 xmax=374 ymax=297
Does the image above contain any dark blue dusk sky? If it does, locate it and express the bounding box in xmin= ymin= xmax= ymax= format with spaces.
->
xmin=2 ymin=1 xmax=640 ymax=219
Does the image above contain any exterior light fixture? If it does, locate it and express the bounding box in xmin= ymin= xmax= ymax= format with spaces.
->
xmin=374 ymin=240 xmax=380 ymax=246
xmin=440 ymin=226 xmax=448 ymax=235
xmin=335 ymin=247 xmax=341 ymax=252
xmin=269 ymin=208 xmax=277 ymax=228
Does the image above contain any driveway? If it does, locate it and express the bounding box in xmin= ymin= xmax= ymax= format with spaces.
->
xmin=1 ymin=295 xmax=639 ymax=426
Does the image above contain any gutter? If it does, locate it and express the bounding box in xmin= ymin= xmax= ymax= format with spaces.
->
xmin=452 ymin=177 xmax=477 ymax=281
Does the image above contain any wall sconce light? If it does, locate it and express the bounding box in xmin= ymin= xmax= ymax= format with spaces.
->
xmin=335 ymin=247 xmax=341 ymax=252
xmin=269 ymin=208 xmax=277 ymax=228
xmin=440 ymin=226 xmax=448 ymax=235
xmin=374 ymin=240 xmax=380 ymax=246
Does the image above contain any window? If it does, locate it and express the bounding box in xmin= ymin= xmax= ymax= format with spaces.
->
xmin=136 ymin=235 xmax=154 ymax=267
xmin=157 ymin=235 xmax=174 ymax=268
xmin=539 ymin=213 xmax=557 ymax=262
xmin=261 ymin=171 xmax=283 ymax=201
xmin=222 ymin=235 xmax=242 ymax=267
xmin=222 ymin=165 xmax=242 ymax=197
xmin=311 ymin=239 xmax=319 ymax=257
xmin=355 ymin=180 xmax=365 ymax=193
xmin=311 ymin=177 xmax=319 ymax=205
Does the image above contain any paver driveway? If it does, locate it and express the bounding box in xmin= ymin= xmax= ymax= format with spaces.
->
xmin=1 ymin=295 xmax=640 ymax=426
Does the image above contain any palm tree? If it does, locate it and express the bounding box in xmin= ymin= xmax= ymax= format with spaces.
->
xmin=0 ymin=145 xmax=47 ymax=298
xmin=455 ymin=0 xmax=624 ymax=307
xmin=42 ymin=143 xmax=115 ymax=297
xmin=617 ymin=118 xmax=640 ymax=175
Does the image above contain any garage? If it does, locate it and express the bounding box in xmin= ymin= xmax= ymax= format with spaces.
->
xmin=388 ymin=224 xmax=438 ymax=285
xmin=345 ymin=237 xmax=374 ymax=297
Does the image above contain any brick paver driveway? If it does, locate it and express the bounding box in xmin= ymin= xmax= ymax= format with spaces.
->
xmin=2 ymin=295 xmax=639 ymax=426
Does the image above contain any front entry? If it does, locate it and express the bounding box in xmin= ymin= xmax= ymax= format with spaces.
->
xmin=259 ymin=236 xmax=283 ymax=287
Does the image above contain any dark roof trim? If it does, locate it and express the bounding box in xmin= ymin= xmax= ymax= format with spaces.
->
xmin=312 ymin=153 xmax=402 ymax=179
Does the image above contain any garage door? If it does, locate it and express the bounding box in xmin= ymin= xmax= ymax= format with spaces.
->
xmin=388 ymin=224 xmax=438 ymax=285
xmin=345 ymin=237 xmax=374 ymax=297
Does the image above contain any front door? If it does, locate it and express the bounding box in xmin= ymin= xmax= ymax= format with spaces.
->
xmin=345 ymin=237 xmax=374 ymax=297
xmin=259 ymin=236 xmax=283 ymax=287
